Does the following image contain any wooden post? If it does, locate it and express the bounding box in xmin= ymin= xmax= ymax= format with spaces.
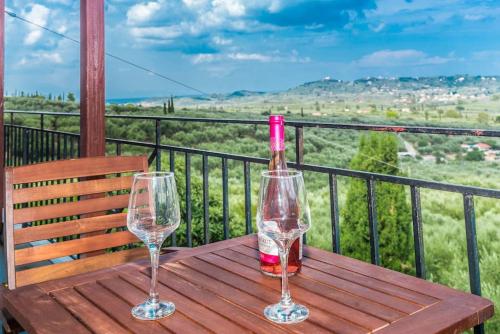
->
xmin=80 ymin=1 xmax=105 ymax=256
xmin=80 ymin=0 xmax=105 ymax=157
xmin=0 ymin=0 xmax=5 ymax=231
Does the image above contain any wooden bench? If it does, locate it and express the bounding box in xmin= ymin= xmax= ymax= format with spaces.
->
xmin=1 ymin=156 xmax=150 ymax=333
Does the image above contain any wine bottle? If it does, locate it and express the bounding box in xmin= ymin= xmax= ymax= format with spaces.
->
xmin=259 ymin=115 xmax=302 ymax=276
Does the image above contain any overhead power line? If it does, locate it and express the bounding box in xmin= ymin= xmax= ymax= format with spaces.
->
xmin=5 ymin=9 xmax=211 ymax=97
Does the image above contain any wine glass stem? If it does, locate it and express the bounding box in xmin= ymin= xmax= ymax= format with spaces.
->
xmin=279 ymin=244 xmax=292 ymax=306
xmin=149 ymin=243 xmax=160 ymax=305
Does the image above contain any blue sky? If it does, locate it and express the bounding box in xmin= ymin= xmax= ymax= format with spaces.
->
xmin=5 ymin=0 xmax=500 ymax=98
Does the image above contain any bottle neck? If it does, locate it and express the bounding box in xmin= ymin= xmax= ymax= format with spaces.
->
xmin=269 ymin=123 xmax=287 ymax=170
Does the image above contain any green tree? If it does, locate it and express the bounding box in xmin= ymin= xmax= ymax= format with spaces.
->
xmin=67 ymin=92 xmax=76 ymax=102
xmin=465 ymin=149 xmax=484 ymax=161
xmin=341 ymin=133 xmax=412 ymax=271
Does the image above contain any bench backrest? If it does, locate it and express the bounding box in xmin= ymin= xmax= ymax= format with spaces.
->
xmin=3 ymin=155 xmax=149 ymax=289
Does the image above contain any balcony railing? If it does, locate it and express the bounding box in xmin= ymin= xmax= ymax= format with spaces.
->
xmin=4 ymin=109 xmax=500 ymax=333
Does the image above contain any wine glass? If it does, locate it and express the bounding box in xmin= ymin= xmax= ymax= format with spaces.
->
xmin=256 ymin=170 xmax=311 ymax=324
xmin=127 ymin=172 xmax=181 ymax=320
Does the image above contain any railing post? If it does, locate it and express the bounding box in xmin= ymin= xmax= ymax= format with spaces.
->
xmin=155 ymin=119 xmax=161 ymax=171
xmin=202 ymin=154 xmax=209 ymax=244
xmin=185 ymin=153 xmax=192 ymax=247
xmin=367 ymin=178 xmax=380 ymax=266
xmin=295 ymin=126 xmax=304 ymax=167
xmin=222 ymin=158 xmax=229 ymax=240
xmin=244 ymin=161 xmax=252 ymax=234
xmin=329 ymin=173 xmax=341 ymax=253
xmin=463 ymin=194 xmax=484 ymax=334
xmin=22 ymin=128 xmax=28 ymax=165
xmin=411 ymin=186 xmax=426 ymax=279
xmin=115 ymin=142 xmax=121 ymax=156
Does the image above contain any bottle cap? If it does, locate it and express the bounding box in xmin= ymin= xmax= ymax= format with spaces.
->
xmin=269 ymin=115 xmax=284 ymax=125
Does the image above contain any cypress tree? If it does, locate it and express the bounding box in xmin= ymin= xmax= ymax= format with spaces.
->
xmin=341 ymin=132 xmax=412 ymax=271
xmin=170 ymin=96 xmax=174 ymax=113
xmin=163 ymin=102 xmax=167 ymax=115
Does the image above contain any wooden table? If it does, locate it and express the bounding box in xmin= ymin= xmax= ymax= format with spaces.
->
xmin=5 ymin=235 xmax=494 ymax=334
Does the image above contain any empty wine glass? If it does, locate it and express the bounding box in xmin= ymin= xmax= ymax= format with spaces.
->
xmin=256 ymin=170 xmax=311 ymax=324
xmin=127 ymin=172 xmax=181 ymax=320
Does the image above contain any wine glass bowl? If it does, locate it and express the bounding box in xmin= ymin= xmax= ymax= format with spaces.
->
xmin=257 ymin=170 xmax=311 ymax=324
xmin=127 ymin=172 xmax=181 ymax=320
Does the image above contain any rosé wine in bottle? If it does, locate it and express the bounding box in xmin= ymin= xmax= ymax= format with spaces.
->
xmin=259 ymin=115 xmax=302 ymax=277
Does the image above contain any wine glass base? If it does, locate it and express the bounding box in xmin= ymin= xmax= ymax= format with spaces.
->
xmin=264 ymin=302 xmax=309 ymax=324
xmin=131 ymin=300 xmax=175 ymax=320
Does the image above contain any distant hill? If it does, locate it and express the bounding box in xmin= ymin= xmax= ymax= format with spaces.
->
xmin=227 ymin=90 xmax=266 ymax=98
xmin=287 ymin=75 xmax=500 ymax=96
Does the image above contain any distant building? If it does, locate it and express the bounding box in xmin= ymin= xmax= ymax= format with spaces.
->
xmin=473 ymin=143 xmax=491 ymax=151
xmin=485 ymin=150 xmax=499 ymax=161
xmin=461 ymin=142 xmax=492 ymax=152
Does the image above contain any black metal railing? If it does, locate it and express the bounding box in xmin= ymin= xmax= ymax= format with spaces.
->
xmin=4 ymin=110 xmax=500 ymax=333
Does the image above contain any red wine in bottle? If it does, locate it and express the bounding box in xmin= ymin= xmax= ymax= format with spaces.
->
xmin=259 ymin=115 xmax=302 ymax=277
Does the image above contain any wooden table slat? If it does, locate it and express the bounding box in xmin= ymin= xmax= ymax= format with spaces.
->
xmin=197 ymin=251 xmax=396 ymax=331
xmin=98 ymin=277 xmax=212 ymax=334
xmin=50 ymin=288 xmax=131 ymax=334
xmin=217 ymin=247 xmax=406 ymax=323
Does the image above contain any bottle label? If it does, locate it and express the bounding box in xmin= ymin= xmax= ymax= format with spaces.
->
xmin=258 ymin=233 xmax=304 ymax=263
xmin=258 ymin=233 xmax=279 ymax=264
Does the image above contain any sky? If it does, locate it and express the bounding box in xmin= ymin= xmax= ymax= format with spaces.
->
xmin=4 ymin=0 xmax=500 ymax=98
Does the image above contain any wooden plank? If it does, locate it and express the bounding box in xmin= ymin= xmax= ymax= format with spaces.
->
xmin=4 ymin=286 xmax=91 ymax=334
xmin=98 ymin=276 xmax=212 ymax=334
xmin=16 ymin=247 xmax=147 ymax=288
xmin=121 ymin=271 xmax=250 ymax=334
xmin=196 ymin=252 xmax=386 ymax=331
xmin=178 ymin=257 xmax=367 ymax=334
xmin=161 ymin=262 xmax=327 ymax=334
xmin=50 ymin=288 xmax=130 ymax=334
xmin=13 ymin=175 xmax=133 ymax=204
xmin=303 ymin=256 xmax=438 ymax=306
xmin=13 ymin=193 xmax=129 ymax=224
xmin=11 ymin=156 xmax=146 ymax=184
xmin=4 ymin=169 xmax=16 ymax=290
xmin=15 ymin=230 xmax=138 ymax=265
xmin=375 ymin=297 xmax=491 ymax=334
xmin=80 ymin=0 xmax=105 ymax=157
xmin=233 ymin=245 xmax=422 ymax=314
xmin=138 ymin=267 xmax=292 ymax=334
xmin=14 ymin=212 xmax=127 ymax=244
xmin=233 ymin=245 xmax=436 ymax=308
xmin=75 ymin=282 xmax=170 ymax=334
xmin=219 ymin=247 xmax=406 ymax=323
xmin=245 ymin=238 xmax=463 ymax=300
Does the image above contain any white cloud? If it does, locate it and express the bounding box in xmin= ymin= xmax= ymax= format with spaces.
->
xmin=23 ymin=4 xmax=50 ymax=45
xmin=192 ymin=53 xmax=220 ymax=64
xmin=356 ymin=49 xmax=452 ymax=67
xmin=127 ymin=1 xmax=165 ymax=25
xmin=130 ymin=26 xmax=183 ymax=40
xmin=213 ymin=36 xmax=232 ymax=46
xmin=18 ymin=52 xmax=63 ymax=66
xmin=192 ymin=50 xmax=310 ymax=64
xmin=212 ymin=0 xmax=245 ymax=17
xmin=228 ymin=52 xmax=272 ymax=62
